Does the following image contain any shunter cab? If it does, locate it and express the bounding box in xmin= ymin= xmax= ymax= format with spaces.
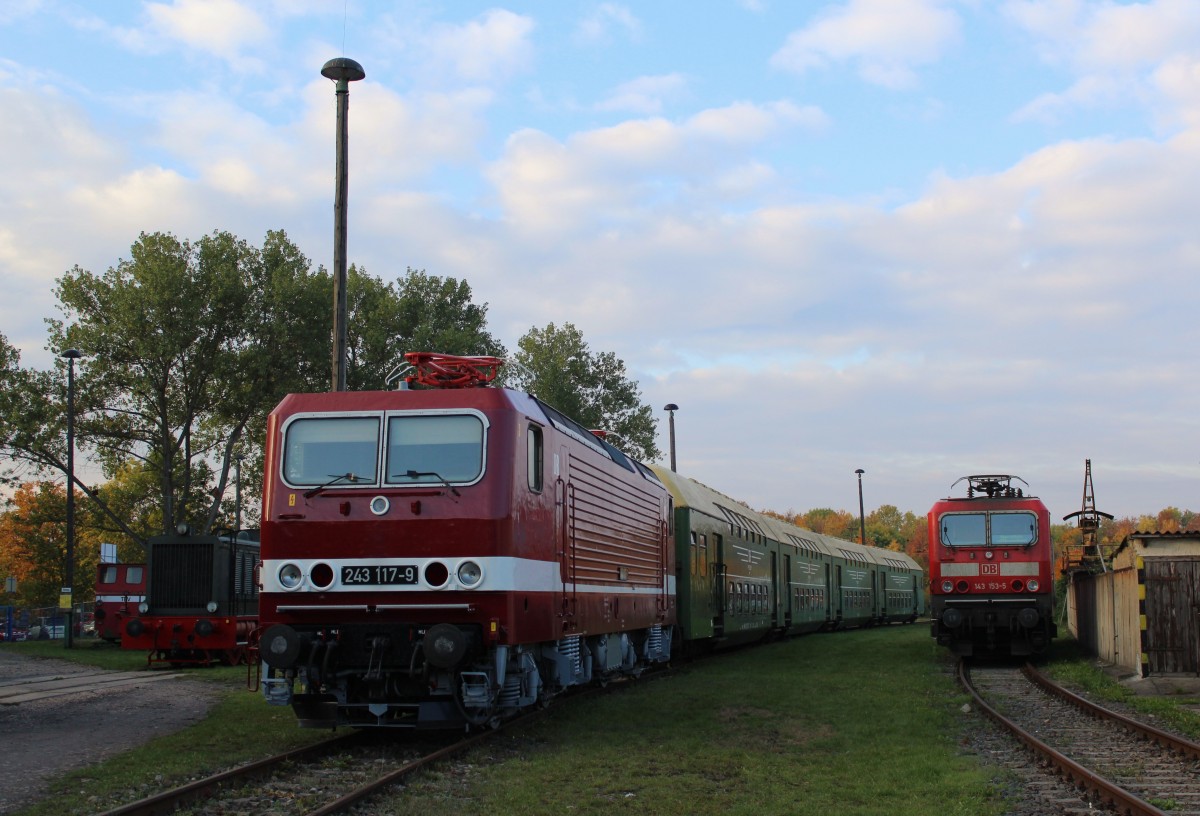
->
xmin=121 ymin=529 xmax=260 ymax=665
xmin=928 ymin=475 xmax=1056 ymax=657
xmin=93 ymin=562 xmax=145 ymax=643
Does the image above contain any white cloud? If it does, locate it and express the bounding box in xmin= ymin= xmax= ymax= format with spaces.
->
xmin=575 ymin=4 xmax=643 ymax=45
xmin=771 ymin=0 xmax=962 ymax=89
xmin=144 ymin=0 xmax=271 ymax=61
xmin=596 ymin=73 xmax=687 ymax=114
xmin=485 ymin=101 xmax=826 ymax=235
xmin=1004 ymin=0 xmax=1200 ymax=125
xmin=421 ymin=9 xmax=535 ymax=84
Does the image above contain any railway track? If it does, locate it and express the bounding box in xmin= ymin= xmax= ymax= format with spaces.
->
xmin=90 ymin=675 xmax=629 ymax=816
xmin=91 ymin=727 xmax=483 ymax=816
xmin=960 ymin=661 xmax=1200 ymax=816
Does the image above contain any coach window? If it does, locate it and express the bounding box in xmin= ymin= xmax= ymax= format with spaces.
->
xmin=940 ymin=513 xmax=986 ymax=547
xmin=284 ymin=416 xmax=380 ymax=486
xmin=386 ymin=414 xmax=485 ymax=486
xmin=992 ymin=512 xmax=1037 ymax=546
xmin=527 ymin=425 xmax=544 ymax=492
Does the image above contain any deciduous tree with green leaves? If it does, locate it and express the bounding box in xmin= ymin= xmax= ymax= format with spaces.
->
xmin=508 ymin=322 xmax=660 ymax=462
xmin=43 ymin=230 xmax=333 ymax=540
xmin=346 ymin=267 xmax=505 ymax=390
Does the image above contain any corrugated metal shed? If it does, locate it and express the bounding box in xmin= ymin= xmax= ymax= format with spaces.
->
xmin=1068 ymin=530 xmax=1200 ymax=677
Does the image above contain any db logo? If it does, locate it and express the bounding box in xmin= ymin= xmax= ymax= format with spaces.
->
xmin=981 ymin=563 xmax=1000 ymax=575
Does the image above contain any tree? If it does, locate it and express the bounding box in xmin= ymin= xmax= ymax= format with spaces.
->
xmin=796 ymin=508 xmax=857 ymax=540
xmin=346 ymin=267 xmax=505 ymax=391
xmin=53 ymin=233 xmax=247 ymax=536
xmin=508 ymin=322 xmax=660 ymax=461
xmin=0 ymin=482 xmax=85 ymax=607
xmin=0 ymin=333 xmax=65 ymax=487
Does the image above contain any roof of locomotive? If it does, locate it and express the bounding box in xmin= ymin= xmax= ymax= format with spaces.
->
xmin=648 ymin=465 xmax=921 ymax=572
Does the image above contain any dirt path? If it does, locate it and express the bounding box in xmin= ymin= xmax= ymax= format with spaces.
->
xmin=0 ymin=651 xmax=220 ymax=814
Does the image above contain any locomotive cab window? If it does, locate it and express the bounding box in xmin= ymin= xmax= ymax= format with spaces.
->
xmin=283 ymin=416 xmax=380 ymax=486
xmin=386 ymin=413 xmax=485 ymax=486
xmin=527 ymin=425 xmax=543 ymax=492
xmin=940 ymin=511 xmax=1037 ymax=547
xmin=991 ymin=512 xmax=1037 ymax=546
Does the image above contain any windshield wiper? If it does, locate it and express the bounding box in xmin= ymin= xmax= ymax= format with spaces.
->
xmin=304 ymin=472 xmax=361 ymax=498
xmin=392 ymin=469 xmax=461 ymax=497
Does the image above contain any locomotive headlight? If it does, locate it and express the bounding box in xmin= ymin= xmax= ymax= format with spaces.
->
xmin=940 ymin=580 xmax=954 ymax=593
xmin=457 ymin=560 xmax=484 ymax=588
xmin=206 ymin=601 xmax=219 ymax=613
xmin=278 ymin=562 xmax=303 ymax=590
xmin=1027 ymin=579 xmax=1040 ymax=592
xmin=137 ymin=602 xmax=149 ymax=614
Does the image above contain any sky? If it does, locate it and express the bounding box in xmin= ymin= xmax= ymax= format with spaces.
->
xmin=2 ymin=0 xmax=1199 ymax=523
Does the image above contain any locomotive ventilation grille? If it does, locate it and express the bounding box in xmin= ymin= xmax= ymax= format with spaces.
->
xmin=150 ymin=541 xmax=214 ymax=609
xmin=560 ymin=635 xmax=583 ymax=676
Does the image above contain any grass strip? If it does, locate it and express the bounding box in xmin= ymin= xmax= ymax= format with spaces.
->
xmin=390 ymin=625 xmax=1002 ymax=816
xmin=1043 ymin=636 xmax=1200 ymax=740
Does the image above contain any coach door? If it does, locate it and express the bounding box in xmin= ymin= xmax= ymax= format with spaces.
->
xmin=871 ymin=567 xmax=879 ymax=623
xmin=782 ymin=554 xmax=792 ymax=627
xmin=712 ymin=532 xmax=726 ymax=637
xmin=834 ymin=564 xmax=844 ymax=625
xmin=771 ymin=551 xmax=780 ymax=628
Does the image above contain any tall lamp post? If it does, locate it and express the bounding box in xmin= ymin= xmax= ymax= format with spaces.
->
xmin=234 ymin=454 xmax=244 ymax=532
xmin=321 ymin=56 xmax=365 ymax=393
xmin=855 ymin=468 xmax=866 ymax=547
xmin=663 ymin=404 xmax=679 ymax=472
xmin=61 ymin=348 xmax=82 ymax=648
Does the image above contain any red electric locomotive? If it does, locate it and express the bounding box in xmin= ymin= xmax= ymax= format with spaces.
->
xmin=256 ymin=354 xmax=674 ymax=729
xmin=928 ymin=474 xmax=1056 ymax=657
xmin=93 ymin=562 xmax=145 ymax=643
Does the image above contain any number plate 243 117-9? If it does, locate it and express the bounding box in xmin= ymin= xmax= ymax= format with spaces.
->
xmin=341 ymin=565 xmax=418 ymax=585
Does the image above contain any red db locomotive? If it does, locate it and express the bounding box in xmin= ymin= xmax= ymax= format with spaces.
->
xmin=928 ymin=475 xmax=1056 ymax=657
xmin=256 ymin=354 xmax=674 ymax=729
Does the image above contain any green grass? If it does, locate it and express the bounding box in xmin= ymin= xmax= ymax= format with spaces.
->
xmin=390 ymin=626 xmax=1003 ymax=816
xmin=12 ymin=627 xmax=1199 ymax=816
xmin=1042 ymin=636 xmax=1200 ymax=741
xmin=1 ymin=638 xmax=154 ymax=671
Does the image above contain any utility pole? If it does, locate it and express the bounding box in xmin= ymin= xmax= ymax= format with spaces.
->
xmin=321 ymin=57 xmax=365 ymax=392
